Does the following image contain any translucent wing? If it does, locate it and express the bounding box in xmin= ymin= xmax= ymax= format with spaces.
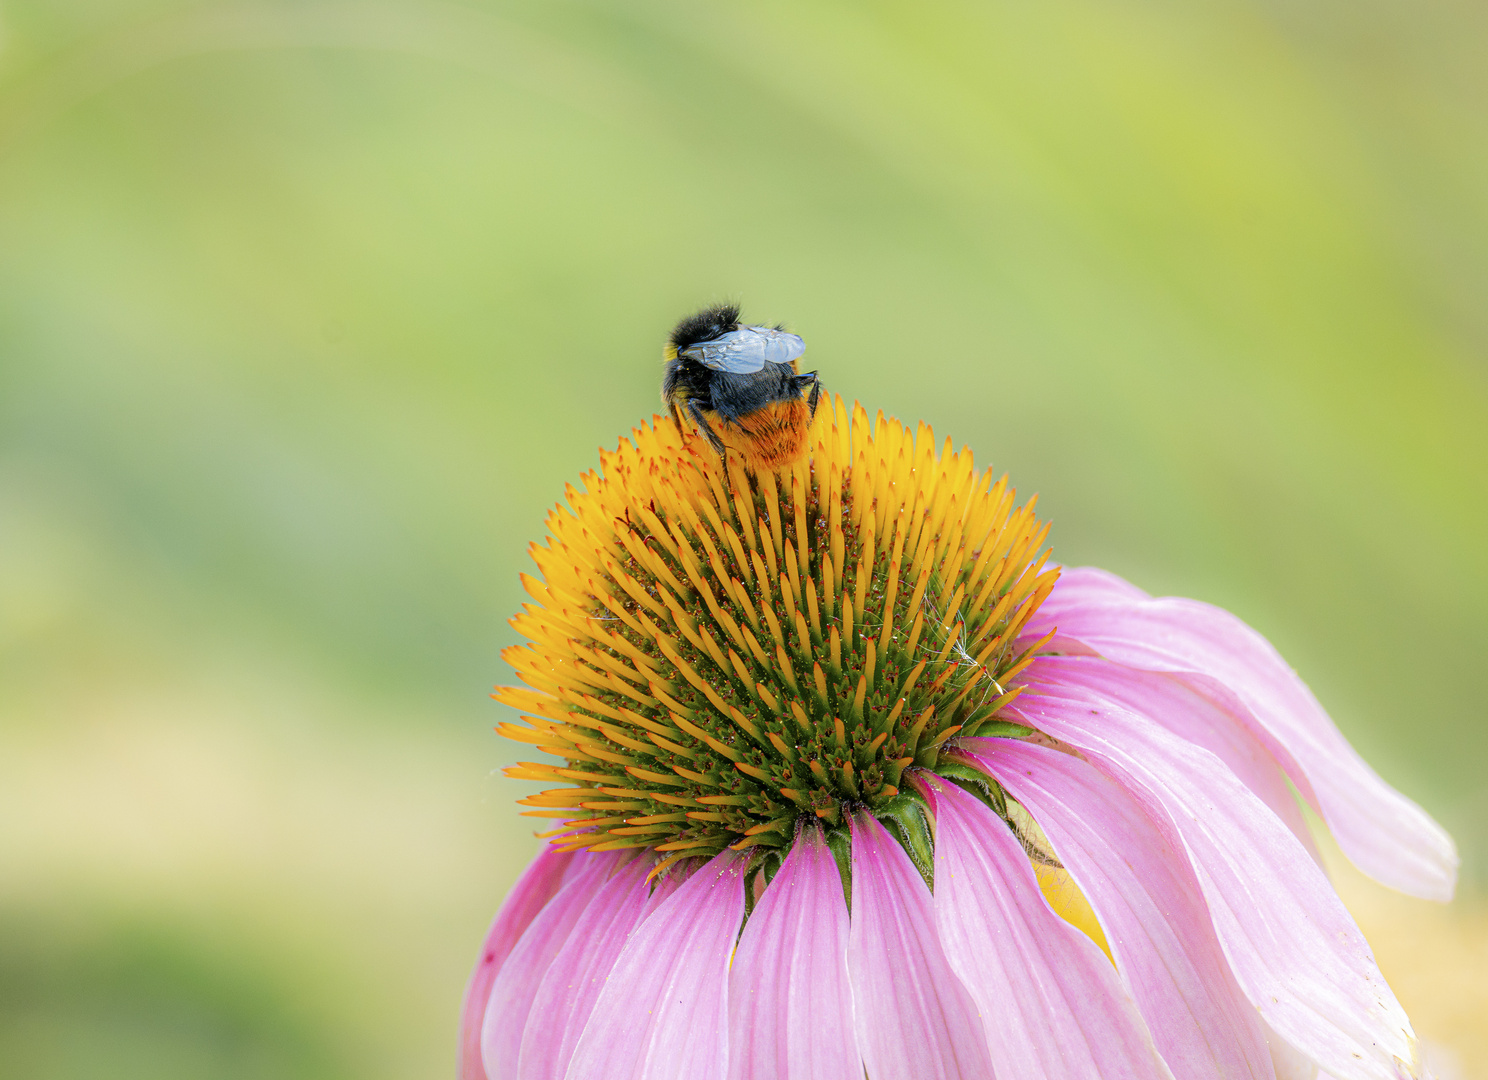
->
xmin=679 ymin=325 xmax=805 ymax=373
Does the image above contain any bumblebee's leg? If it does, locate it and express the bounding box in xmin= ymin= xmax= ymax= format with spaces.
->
xmin=686 ymin=399 xmax=728 ymax=462
xmin=667 ymin=398 xmax=687 ymax=438
xmin=796 ymin=371 xmax=821 ymax=418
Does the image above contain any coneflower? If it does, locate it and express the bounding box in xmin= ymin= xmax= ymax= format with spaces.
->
xmin=460 ymin=394 xmax=1455 ymax=1080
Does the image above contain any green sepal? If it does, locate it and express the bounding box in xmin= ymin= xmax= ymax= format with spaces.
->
xmin=929 ymin=761 xmax=1008 ymax=817
xmin=824 ymin=822 xmax=854 ymax=909
xmin=962 ymin=719 xmax=1035 ymax=739
xmin=742 ymin=844 xmax=787 ymax=922
xmin=913 ymin=724 xmax=963 ymax=769
xmin=873 ymin=792 xmax=935 ymax=890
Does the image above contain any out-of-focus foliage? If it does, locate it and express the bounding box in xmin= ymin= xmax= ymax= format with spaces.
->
xmin=0 ymin=0 xmax=1484 ymax=1075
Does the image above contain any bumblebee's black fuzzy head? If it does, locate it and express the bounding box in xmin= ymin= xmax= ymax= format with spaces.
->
xmin=669 ymin=303 xmax=741 ymax=351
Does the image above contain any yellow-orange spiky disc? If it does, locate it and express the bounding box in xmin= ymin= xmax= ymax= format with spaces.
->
xmin=495 ymin=396 xmax=1058 ymax=861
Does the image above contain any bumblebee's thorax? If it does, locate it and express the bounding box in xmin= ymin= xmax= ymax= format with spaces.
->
xmin=697 ymin=364 xmax=802 ymax=422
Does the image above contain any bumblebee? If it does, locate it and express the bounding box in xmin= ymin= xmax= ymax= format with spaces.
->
xmin=662 ymin=304 xmax=822 ymax=472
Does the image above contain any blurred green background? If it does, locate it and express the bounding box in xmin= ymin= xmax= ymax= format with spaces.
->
xmin=1 ymin=0 xmax=1485 ymax=1076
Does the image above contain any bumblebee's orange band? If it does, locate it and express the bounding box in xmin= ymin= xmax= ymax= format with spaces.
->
xmin=716 ymin=399 xmax=812 ymax=471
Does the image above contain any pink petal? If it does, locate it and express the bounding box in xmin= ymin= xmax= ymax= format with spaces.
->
xmin=1028 ymin=566 xmax=1149 ymax=656
xmin=1023 ymin=588 xmax=1456 ymax=900
xmin=1034 ymin=656 xmax=1321 ymax=863
xmin=459 ymin=846 xmax=573 ymax=1080
xmin=958 ymin=739 xmax=1272 ymax=1080
xmin=728 ymin=827 xmax=859 ymax=1080
xmin=992 ymin=685 xmax=1421 ymax=1080
xmin=1042 ymin=565 xmax=1153 ymax=607
xmin=517 ymin=854 xmax=654 ymax=1080
xmin=564 ymin=850 xmax=746 ymax=1080
xmin=915 ymin=773 xmax=1175 ymax=1080
xmin=847 ymin=811 xmax=995 ymax=1080
xmin=480 ymin=852 xmax=618 ymax=1079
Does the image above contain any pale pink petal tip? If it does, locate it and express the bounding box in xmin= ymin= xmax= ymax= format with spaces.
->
xmin=1267 ymin=1023 xmax=1321 ymax=1080
xmin=1029 ymin=566 xmax=1458 ymax=901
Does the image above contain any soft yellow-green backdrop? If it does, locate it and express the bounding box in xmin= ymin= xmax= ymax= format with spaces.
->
xmin=2 ymin=1 xmax=1485 ymax=1076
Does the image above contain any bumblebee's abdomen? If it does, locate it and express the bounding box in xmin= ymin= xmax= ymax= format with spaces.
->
xmin=723 ymin=398 xmax=813 ymax=471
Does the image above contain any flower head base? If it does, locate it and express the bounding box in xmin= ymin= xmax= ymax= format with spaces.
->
xmin=498 ymin=396 xmax=1057 ymax=867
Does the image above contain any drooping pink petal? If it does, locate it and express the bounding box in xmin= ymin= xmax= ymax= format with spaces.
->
xmin=989 ymin=686 xmax=1421 ymax=1080
xmin=1022 ymin=583 xmax=1456 ymax=900
xmin=459 ymin=846 xmax=573 ymax=1080
xmin=847 ymin=811 xmax=995 ymax=1080
xmin=517 ymin=854 xmax=654 ymax=1080
xmin=914 ymin=773 xmax=1175 ymax=1080
xmin=564 ymin=850 xmax=746 ymax=1080
xmin=728 ymin=826 xmax=859 ymax=1080
xmin=1034 ymin=656 xmax=1320 ymax=862
xmin=480 ymin=852 xmax=618 ymax=1078
xmin=958 ymin=739 xmax=1272 ymax=1080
